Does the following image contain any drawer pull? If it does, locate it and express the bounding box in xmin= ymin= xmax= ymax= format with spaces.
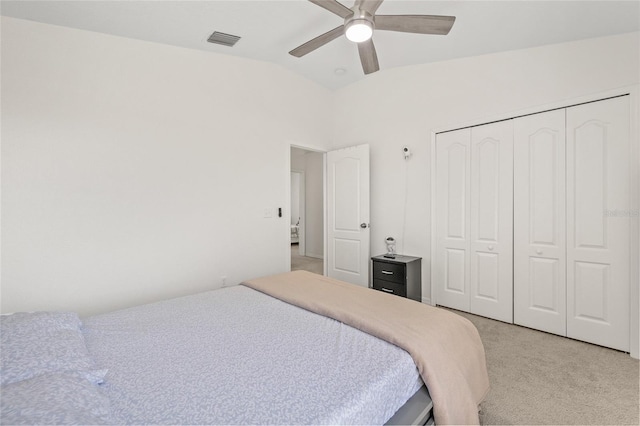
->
xmin=381 ymin=270 xmax=393 ymax=275
xmin=381 ymin=288 xmax=394 ymax=293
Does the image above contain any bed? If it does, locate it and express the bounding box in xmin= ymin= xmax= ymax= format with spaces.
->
xmin=0 ymin=271 xmax=489 ymax=425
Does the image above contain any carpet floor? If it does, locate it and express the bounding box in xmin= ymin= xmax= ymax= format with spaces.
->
xmin=290 ymin=244 xmax=323 ymax=275
xmin=449 ymin=309 xmax=639 ymax=425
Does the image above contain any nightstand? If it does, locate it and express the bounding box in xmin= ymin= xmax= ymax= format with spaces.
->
xmin=371 ymin=255 xmax=422 ymax=302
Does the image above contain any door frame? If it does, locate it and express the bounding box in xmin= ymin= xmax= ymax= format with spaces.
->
xmin=430 ymin=85 xmax=639 ymax=358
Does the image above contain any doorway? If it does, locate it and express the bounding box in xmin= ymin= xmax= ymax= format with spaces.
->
xmin=290 ymin=147 xmax=324 ymax=274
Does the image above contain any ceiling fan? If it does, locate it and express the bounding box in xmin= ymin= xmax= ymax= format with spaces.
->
xmin=289 ymin=0 xmax=456 ymax=75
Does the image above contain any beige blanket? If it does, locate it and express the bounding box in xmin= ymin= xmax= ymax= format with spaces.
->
xmin=242 ymin=270 xmax=489 ymax=425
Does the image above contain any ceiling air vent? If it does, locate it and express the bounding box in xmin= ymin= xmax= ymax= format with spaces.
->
xmin=207 ymin=31 xmax=241 ymax=47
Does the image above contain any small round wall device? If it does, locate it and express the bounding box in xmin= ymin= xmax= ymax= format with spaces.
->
xmin=403 ymin=146 xmax=411 ymax=159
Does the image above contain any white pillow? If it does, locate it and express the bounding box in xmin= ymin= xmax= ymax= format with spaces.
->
xmin=0 ymin=312 xmax=103 ymax=385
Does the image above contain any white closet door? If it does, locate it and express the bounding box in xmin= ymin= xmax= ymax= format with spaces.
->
xmin=513 ymin=110 xmax=567 ymax=335
xmin=469 ymin=121 xmax=514 ymax=322
xmin=566 ymin=96 xmax=630 ymax=351
xmin=435 ymin=128 xmax=471 ymax=311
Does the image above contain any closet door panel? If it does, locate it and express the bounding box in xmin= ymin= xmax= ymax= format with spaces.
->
xmin=566 ymin=96 xmax=630 ymax=351
xmin=435 ymin=129 xmax=471 ymax=311
xmin=469 ymin=121 xmax=513 ymax=322
xmin=514 ymin=110 xmax=566 ymax=335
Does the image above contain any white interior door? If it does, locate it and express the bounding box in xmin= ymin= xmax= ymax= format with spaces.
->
xmin=435 ymin=128 xmax=471 ymax=311
xmin=566 ymin=96 xmax=630 ymax=351
xmin=513 ymin=109 xmax=567 ymax=335
xmin=469 ymin=121 xmax=514 ymax=322
xmin=327 ymin=144 xmax=370 ymax=287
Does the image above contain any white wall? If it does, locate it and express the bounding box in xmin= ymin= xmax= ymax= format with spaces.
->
xmin=2 ymin=15 xmax=638 ymax=324
xmin=331 ymin=32 xmax=640 ymax=303
xmin=0 ymin=17 xmax=332 ymax=316
xmin=290 ymin=147 xmax=323 ymax=259
xmin=303 ymin=151 xmax=323 ymax=259
xmin=290 ymin=172 xmax=301 ymax=227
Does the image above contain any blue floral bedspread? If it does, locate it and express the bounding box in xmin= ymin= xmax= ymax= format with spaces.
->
xmin=82 ymin=285 xmax=423 ymax=424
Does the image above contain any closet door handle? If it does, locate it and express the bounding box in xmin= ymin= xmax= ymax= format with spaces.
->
xmin=488 ymin=245 xmax=494 ymax=251
xmin=536 ymin=249 xmax=543 ymax=255
xmin=381 ymin=270 xmax=393 ymax=275
xmin=381 ymin=288 xmax=394 ymax=293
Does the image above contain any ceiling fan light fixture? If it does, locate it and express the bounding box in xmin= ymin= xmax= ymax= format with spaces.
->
xmin=345 ymin=19 xmax=373 ymax=43
xmin=290 ymin=0 xmax=457 ymax=75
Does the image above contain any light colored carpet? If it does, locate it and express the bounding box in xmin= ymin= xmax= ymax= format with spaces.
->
xmin=448 ymin=309 xmax=640 ymax=425
xmin=290 ymin=244 xmax=323 ymax=275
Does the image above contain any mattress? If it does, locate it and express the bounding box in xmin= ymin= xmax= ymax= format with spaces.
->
xmin=82 ymin=285 xmax=423 ymax=424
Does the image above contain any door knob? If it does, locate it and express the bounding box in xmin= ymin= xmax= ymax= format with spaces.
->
xmin=488 ymin=245 xmax=494 ymax=251
xmin=536 ymin=249 xmax=543 ymax=255
xmin=360 ymin=223 xmax=369 ymax=229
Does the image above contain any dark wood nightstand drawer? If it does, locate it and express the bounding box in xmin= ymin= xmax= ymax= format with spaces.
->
xmin=373 ymin=261 xmax=405 ymax=284
xmin=372 ymin=280 xmax=407 ymax=297
xmin=371 ymin=255 xmax=422 ymax=302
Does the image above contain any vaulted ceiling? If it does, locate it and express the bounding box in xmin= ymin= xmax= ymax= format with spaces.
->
xmin=2 ymin=1 xmax=638 ymax=89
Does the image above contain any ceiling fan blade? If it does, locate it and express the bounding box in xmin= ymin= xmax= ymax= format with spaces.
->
xmin=355 ymin=0 xmax=385 ymax=15
xmin=309 ymin=0 xmax=353 ymax=19
xmin=357 ymin=39 xmax=379 ymax=75
xmin=375 ymin=14 xmax=456 ymax=35
xmin=289 ymin=25 xmax=344 ymax=57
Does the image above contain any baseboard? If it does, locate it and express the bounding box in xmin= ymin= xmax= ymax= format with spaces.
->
xmin=305 ymin=252 xmax=323 ymax=260
xmin=421 ymin=297 xmax=432 ymax=306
